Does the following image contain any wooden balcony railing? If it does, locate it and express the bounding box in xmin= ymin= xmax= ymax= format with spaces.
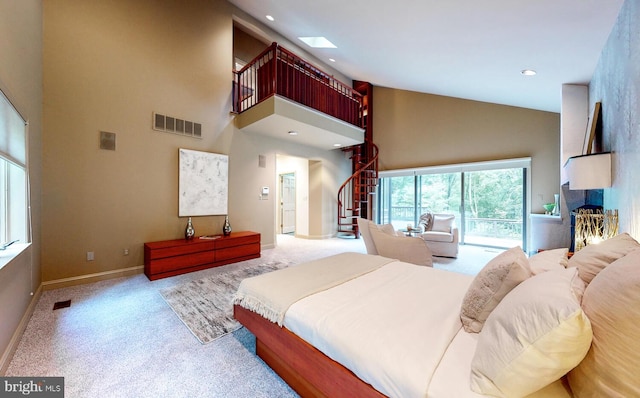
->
xmin=233 ymin=42 xmax=364 ymax=128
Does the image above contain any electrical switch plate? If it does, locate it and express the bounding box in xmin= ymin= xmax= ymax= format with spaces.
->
xmin=87 ymin=251 xmax=94 ymax=261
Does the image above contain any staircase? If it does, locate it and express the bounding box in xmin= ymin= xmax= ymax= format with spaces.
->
xmin=337 ymin=143 xmax=379 ymax=237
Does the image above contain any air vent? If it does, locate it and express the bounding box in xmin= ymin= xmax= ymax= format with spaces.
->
xmin=53 ymin=300 xmax=71 ymax=310
xmin=153 ymin=112 xmax=202 ymax=139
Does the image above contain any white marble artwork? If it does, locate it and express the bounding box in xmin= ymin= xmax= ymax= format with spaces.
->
xmin=179 ymin=148 xmax=228 ymax=216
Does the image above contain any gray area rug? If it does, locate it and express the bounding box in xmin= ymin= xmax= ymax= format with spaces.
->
xmin=160 ymin=261 xmax=289 ymax=344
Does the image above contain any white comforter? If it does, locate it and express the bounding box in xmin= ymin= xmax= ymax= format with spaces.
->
xmin=283 ymin=260 xmax=474 ymax=398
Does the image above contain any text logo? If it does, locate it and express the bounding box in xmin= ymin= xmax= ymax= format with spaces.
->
xmin=0 ymin=378 xmax=64 ymax=398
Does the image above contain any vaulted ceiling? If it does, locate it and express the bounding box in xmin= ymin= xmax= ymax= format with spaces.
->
xmin=229 ymin=0 xmax=625 ymax=113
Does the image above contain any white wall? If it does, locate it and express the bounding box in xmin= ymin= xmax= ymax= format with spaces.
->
xmin=560 ymin=85 xmax=589 ymax=184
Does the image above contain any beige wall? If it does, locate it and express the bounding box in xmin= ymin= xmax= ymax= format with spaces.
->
xmin=41 ymin=0 xmax=353 ymax=283
xmin=373 ymin=87 xmax=561 ymax=212
xmin=0 ymin=0 xmax=43 ymax=372
xmin=42 ymin=0 xmax=235 ymax=281
xmin=233 ymin=25 xmax=270 ymax=65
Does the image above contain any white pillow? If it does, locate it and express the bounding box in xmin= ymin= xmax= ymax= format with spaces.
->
xmin=460 ymin=247 xmax=531 ymax=333
xmin=568 ymin=248 xmax=640 ymax=397
xmin=568 ymin=232 xmax=640 ymax=284
xmin=471 ymin=267 xmax=592 ymax=398
xmin=368 ymin=226 xmax=433 ymax=266
xmin=370 ymin=221 xmax=397 ymax=236
xmin=431 ymin=214 xmax=454 ymax=232
xmin=528 ymin=248 xmax=568 ymax=275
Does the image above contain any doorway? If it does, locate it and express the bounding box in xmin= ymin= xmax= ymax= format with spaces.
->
xmin=280 ymin=172 xmax=296 ymax=234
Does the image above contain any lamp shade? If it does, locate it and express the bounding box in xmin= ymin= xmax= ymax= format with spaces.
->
xmin=565 ymin=152 xmax=611 ymax=190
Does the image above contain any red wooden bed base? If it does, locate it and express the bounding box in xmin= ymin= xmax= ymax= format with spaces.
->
xmin=234 ymin=304 xmax=386 ymax=398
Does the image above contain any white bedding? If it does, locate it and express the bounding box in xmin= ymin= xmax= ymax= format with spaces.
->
xmin=234 ymin=252 xmax=393 ymax=325
xmin=283 ymin=260 xmax=474 ymax=398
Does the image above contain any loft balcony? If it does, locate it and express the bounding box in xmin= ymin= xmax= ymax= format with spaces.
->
xmin=233 ymin=42 xmax=365 ymax=150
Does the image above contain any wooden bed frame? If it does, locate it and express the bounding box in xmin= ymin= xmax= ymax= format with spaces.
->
xmin=234 ymin=304 xmax=386 ymax=398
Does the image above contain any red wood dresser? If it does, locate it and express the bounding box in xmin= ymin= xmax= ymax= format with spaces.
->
xmin=143 ymin=231 xmax=260 ymax=280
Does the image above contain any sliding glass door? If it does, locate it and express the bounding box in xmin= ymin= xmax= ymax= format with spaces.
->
xmin=462 ymin=168 xmax=525 ymax=248
xmin=377 ymin=160 xmax=527 ymax=250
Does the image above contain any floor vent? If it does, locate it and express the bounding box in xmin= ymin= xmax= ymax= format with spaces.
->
xmin=153 ymin=112 xmax=202 ymax=139
xmin=53 ymin=300 xmax=71 ymax=310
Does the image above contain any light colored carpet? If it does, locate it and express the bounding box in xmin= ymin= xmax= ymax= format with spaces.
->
xmin=5 ymin=234 xmax=502 ymax=397
xmin=160 ymin=261 xmax=291 ymax=344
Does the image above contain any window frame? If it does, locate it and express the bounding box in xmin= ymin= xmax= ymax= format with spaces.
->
xmin=376 ymin=158 xmax=531 ymax=251
xmin=0 ymin=87 xmax=31 ymax=270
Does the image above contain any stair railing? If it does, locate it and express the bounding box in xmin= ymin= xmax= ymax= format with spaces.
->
xmin=233 ymin=42 xmax=364 ymax=128
xmin=337 ymin=143 xmax=379 ymax=237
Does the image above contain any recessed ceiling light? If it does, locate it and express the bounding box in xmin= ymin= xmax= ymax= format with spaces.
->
xmin=288 ymin=130 xmax=298 ymax=136
xmin=298 ymin=37 xmax=337 ymax=49
xmin=329 ymin=58 xmax=336 ymax=62
xmin=265 ymin=15 xmax=274 ymax=22
xmin=521 ymin=69 xmax=537 ymax=76
xmin=333 ymin=143 xmax=342 ymax=147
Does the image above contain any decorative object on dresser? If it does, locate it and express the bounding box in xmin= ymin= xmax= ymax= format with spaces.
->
xmin=144 ymin=231 xmax=260 ymax=280
xmin=223 ymin=215 xmax=232 ymax=236
xmin=184 ymin=217 xmax=195 ymax=240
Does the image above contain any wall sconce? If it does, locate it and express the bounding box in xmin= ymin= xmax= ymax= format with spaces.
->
xmin=574 ymin=208 xmax=619 ymax=251
xmin=565 ymin=152 xmax=612 ymax=190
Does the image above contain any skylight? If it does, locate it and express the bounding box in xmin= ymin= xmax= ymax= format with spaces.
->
xmin=298 ymin=37 xmax=337 ymax=48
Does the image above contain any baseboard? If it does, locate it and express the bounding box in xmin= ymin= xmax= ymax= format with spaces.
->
xmin=0 ymin=284 xmax=42 ymax=375
xmin=42 ymin=265 xmax=144 ymax=291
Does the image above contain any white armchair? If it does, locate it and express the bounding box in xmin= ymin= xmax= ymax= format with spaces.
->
xmin=357 ymin=218 xmax=433 ymax=266
xmin=418 ymin=213 xmax=459 ymax=258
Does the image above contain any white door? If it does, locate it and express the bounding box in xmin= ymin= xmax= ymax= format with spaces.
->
xmin=280 ymin=173 xmax=296 ymax=234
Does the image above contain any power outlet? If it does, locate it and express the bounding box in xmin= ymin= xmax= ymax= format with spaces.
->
xmin=86 ymin=251 xmax=95 ymax=261
xmin=123 ymin=249 xmax=129 ymax=256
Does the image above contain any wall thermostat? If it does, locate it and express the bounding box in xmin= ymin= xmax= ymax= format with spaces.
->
xmin=262 ymin=187 xmax=269 ymax=195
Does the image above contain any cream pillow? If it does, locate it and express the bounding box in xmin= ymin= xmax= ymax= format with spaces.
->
xmin=471 ymin=267 xmax=593 ymax=398
xmin=431 ymin=214 xmax=454 ymax=232
xmin=568 ymin=232 xmax=640 ymax=284
xmin=568 ymin=248 xmax=640 ymax=398
xmin=358 ymin=219 xmax=399 ymax=255
xmin=369 ymin=226 xmax=433 ymax=266
xmin=528 ymin=248 xmax=568 ymax=275
xmin=460 ymin=247 xmax=531 ymax=333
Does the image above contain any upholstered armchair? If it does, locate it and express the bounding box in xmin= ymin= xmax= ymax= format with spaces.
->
xmin=357 ymin=218 xmax=433 ymax=266
xmin=418 ymin=213 xmax=459 ymax=258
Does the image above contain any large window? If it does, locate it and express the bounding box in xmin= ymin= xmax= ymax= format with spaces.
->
xmin=377 ymin=159 xmax=529 ymax=250
xmin=0 ymin=88 xmax=29 ymax=249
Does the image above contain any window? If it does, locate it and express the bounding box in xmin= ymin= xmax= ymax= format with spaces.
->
xmin=0 ymin=88 xmax=29 ymax=249
xmin=377 ymin=159 xmax=529 ymax=250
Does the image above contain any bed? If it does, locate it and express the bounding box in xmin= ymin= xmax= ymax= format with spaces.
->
xmin=233 ymin=233 xmax=640 ymax=398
